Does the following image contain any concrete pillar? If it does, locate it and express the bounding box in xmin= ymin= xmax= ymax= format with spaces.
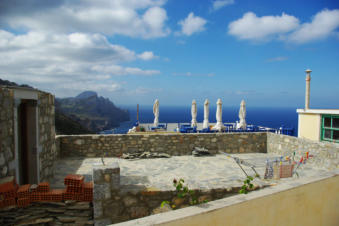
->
xmin=305 ymin=69 xmax=312 ymax=109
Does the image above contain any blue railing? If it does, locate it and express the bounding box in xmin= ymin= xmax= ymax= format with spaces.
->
xmin=189 ymin=124 xmax=294 ymax=136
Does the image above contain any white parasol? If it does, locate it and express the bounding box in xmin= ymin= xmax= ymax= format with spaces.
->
xmin=191 ymin=99 xmax=197 ymax=127
xmin=237 ymin=99 xmax=247 ymax=130
xmin=212 ymin=98 xmax=225 ymax=131
xmin=153 ymin=99 xmax=159 ymax=127
xmin=203 ymin=99 xmax=209 ymax=129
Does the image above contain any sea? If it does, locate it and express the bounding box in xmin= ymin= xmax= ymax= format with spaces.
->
xmin=113 ymin=106 xmax=299 ymax=136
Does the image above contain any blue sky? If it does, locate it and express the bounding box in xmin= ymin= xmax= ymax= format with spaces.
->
xmin=0 ymin=0 xmax=338 ymax=108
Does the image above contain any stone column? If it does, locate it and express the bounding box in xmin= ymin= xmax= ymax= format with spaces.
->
xmin=305 ymin=69 xmax=312 ymax=109
xmin=92 ymin=163 xmax=120 ymax=226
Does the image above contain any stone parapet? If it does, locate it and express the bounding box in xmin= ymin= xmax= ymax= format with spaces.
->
xmin=91 ymin=162 xmax=247 ymax=225
xmin=58 ymin=132 xmax=267 ymax=158
xmin=267 ymin=133 xmax=339 ymax=170
xmin=92 ymin=163 xmax=120 ymax=226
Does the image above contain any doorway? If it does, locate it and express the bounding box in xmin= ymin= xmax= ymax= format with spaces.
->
xmin=17 ymin=99 xmax=38 ymax=184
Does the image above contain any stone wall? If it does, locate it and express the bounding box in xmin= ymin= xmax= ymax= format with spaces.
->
xmin=0 ymin=88 xmax=15 ymax=179
xmin=267 ymin=133 xmax=339 ymax=170
xmin=0 ymin=87 xmax=57 ymax=182
xmin=92 ymin=163 xmax=244 ymax=225
xmin=38 ymin=92 xmax=57 ymax=182
xmin=57 ymin=132 xmax=267 ymax=158
xmin=0 ymin=201 xmax=93 ymax=225
xmin=115 ymin=174 xmax=339 ymax=226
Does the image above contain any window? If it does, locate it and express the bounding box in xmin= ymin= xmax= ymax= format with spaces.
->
xmin=321 ymin=115 xmax=339 ymax=143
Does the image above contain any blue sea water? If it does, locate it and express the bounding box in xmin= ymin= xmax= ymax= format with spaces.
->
xmin=114 ymin=106 xmax=298 ymax=136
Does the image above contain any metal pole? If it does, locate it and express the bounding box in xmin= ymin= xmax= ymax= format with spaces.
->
xmin=305 ymin=69 xmax=312 ymax=109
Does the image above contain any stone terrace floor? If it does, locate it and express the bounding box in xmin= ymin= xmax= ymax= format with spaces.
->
xmin=51 ymin=153 xmax=332 ymax=191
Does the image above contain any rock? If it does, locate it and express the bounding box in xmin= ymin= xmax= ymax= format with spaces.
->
xmin=65 ymin=210 xmax=92 ymax=217
xmin=129 ymin=206 xmax=148 ymax=218
xmin=0 ymin=153 xmax=5 ymax=166
xmin=172 ymin=197 xmax=185 ymax=207
xmin=45 ymin=202 xmax=67 ymax=206
xmin=16 ymin=217 xmax=54 ymax=225
xmin=1 ymin=166 xmax=8 ymax=175
xmin=93 ymin=183 xmax=111 ymax=200
xmin=67 ymin=202 xmax=91 ymax=210
xmin=123 ymin=196 xmax=138 ymax=207
xmin=57 ymin=216 xmax=88 ymax=223
xmin=152 ymin=203 xmax=172 ymax=215
xmin=121 ymin=151 xmax=171 ymax=159
xmin=104 ymin=174 xmax=111 ymax=182
xmin=198 ymin=195 xmax=211 ymax=203
xmin=93 ymin=201 xmax=103 ymax=218
xmin=94 ymin=218 xmax=111 ymax=226
xmin=15 ymin=214 xmax=31 ymax=220
xmin=65 ymin=200 xmax=77 ymax=205
xmin=85 ymin=220 xmax=94 ymax=225
xmin=192 ymin=147 xmax=212 ymax=156
xmin=47 ymin=208 xmax=66 ymax=213
xmin=30 ymin=184 xmax=38 ymax=191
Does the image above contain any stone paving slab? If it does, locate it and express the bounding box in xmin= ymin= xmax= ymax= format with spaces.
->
xmin=51 ymin=153 xmax=331 ymax=191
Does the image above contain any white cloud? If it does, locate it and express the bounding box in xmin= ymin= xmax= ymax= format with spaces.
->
xmin=60 ymin=82 xmax=122 ymax=93
xmin=0 ymin=0 xmax=170 ymax=39
xmin=288 ymin=9 xmax=339 ymax=43
xmin=178 ymin=12 xmax=207 ymax=36
xmin=211 ymin=0 xmax=234 ymax=11
xmin=91 ymin=65 xmax=160 ymax=76
xmin=234 ymin=90 xmax=257 ymax=95
xmin=228 ymin=9 xmax=339 ymax=44
xmin=172 ymin=72 xmax=214 ymax=77
xmin=128 ymin=87 xmax=163 ymax=95
xmin=228 ymin=12 xmax=299 ymax=41
xmin=138 ymin=51 xmax=158 ymax=60
xmin=267 ymin=56 xmax=288 ymax=62
xmin=0 ymin=30 xmax=161 ymax=96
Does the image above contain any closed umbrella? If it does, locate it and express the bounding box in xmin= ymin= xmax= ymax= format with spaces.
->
xmin=203 ymin=99 xmax=209 ymax=129
xmin=153 ymin=99 xmax=159 ymax=127
xmin=191 ymin=99 xmax=197 ymax=127
xmin=212 ymin=98 xmax=225 ymax=131
xmin=237 ymin=99 xmax=247 ymax=130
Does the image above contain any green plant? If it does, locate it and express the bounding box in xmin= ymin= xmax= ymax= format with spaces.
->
xmin=161 ymin=178 xmax=208 ymax=210
xmin=173 ymin=178 xmax=198 ymax=205
xmin=239 ymin=176 xmax=254 ymax=194
xmin=161 ymin=200 xmax=170 ymax=208
xmin=140 ymin=126 xmax=145 ymax=132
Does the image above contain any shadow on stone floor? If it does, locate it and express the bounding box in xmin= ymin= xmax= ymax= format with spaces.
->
xmin=120 ymin=175 xmax=150 ymax=186
xmin=50 ymin=158 xmax=87 ymax=188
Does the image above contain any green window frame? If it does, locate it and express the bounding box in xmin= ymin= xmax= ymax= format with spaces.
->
xmin=321 ymin=115 xmax=339 ymax=143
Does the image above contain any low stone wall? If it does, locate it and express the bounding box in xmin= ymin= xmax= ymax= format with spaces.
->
xmin=0 ymin=88 xmax=15 ymax=179
xmin=92 ymin=163 xmax=243 ymax=225
xmin=115 ymin=174 xmax=339 ymax=226
xmin=57 ymin=133 xmax=267 ymax=158
xmin=0 ymin=201 xmax=93 ymax=225
xmin=267 ymin=133 xmax=339 ymax=170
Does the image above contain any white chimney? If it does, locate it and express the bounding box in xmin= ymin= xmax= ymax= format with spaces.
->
xmin=305 ymin=69 xmax=312 ymax=109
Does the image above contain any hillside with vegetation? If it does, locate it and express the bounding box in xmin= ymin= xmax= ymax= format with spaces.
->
xmin=55 ymin=91 xmax=130 ymax=133
xmin=0 ymin=79 xmax=129 ymax=134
